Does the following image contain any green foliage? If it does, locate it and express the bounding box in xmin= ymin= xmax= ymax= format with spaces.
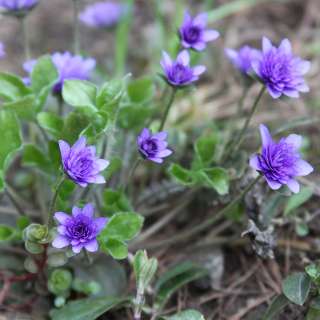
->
xmin=168 ymin=163 xmax=195 ymax=186
xmin=284 ymin=187 xmax=313 ymax=216
xmin=127 ymin=77 xmax=155 ymax=103
xmin=261 ymin=294 xmax=289 ymax=320
xmin=134 ymin=250 xmax=158 ymax=294
xmin=37 ymin=112 xmax=64 ymax=140
xmin=0 ymin=225 xmax=15 ymax=241
xmin=50 ymin=296 xmax=128 ymax=320
xmin=0 ymin=72 xmax=31 ymax=101
xmin=154 ymin=262 xmax=207 ymax=310
xmin=196 ymin=167 xmax=229 ymax=195
xmin=48 ymin=269 xmax=73 ymax=296
xmin=72 ymin=279 xmax=102 ymax=296
xmin=22 ymin=144 xmax=52 ymax=173
xmin=161 ymin=310 xmax=205 ymax=320
xmin=194 ymin=133 xmax=218 ymax=167
xmin=102 ymin=188 xmax=132 ymax=215
xmin=63 ymin=80 xmax=97 ymax=110
xmin=98 ymin=212 xmax=144 ymax=259
xmin=0 ymin=110 xmax=22 ymax=191
xmin=282 ymin=272 xmax=311 ymax=306
xmin=305 ymin=263 xmax=320 ymax=287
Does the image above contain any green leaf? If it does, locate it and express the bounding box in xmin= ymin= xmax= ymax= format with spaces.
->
xmin=161 ymin=309 xmax=205 ymax=320
xmin=0 ymin=72 xmax=31 ymax=101
xmin=295 ymin=222 xmax=309 ymax=237
xmin=133 ymin=250 xmax=158 ymax=292
xmin=194 ymin=133 xmax=218 ymax=166
xmin=197 ymin=167 xmax=229 ymax=195
xmin=284 ymin=187 xmax=313 ymax=216
xmin=2 ymin=95 xmax=36 ymax=120
xmin=102 ymin=189 xmax=132 ymax=215
xmin=155 ymin=262 xmax=207 ymax=310
xmin=127 ymin=77 xmax=154 ymax=103
xmin=62 ymin=111 xmax=90 ymax=144
xmin=22 ymin=144 xmax=52 ymax=172
xmin=305 ymin=263 xmax=320 ymax=286
xmin=0 ymin=225 xmax=14 ymax=241
xmin=261 ymin=294 xmax=289 ymax=320
xmin=118 ymin=105 xmax=152 ymax=130
xmin=0 ymin=110 xmax=22 ymax=190
xmin=50 ymin=296 xmax=128 ymax=320
xmin=17 ymin=216 xmax=30 ymax=231
xmin=63 ymin=80 xmax=97 ymax=110
xmin=30 ymin=55 xmax=58 ymax=94
xmin=100 ymin=238 xmax=128 ymax=260
xmin=99 ymin=212 xmax=144 ymax=242
xmin=168 ymin=163 xmax=195 ymax=186
xmin=306 ymin=307 xmax=320 ymax=320
xmin=37 ymin=112 xmax=64 ymax=139
xmin=282 ymin=272 xmax=311 ymax=305
xmin=96 ymin=79 xmax=125 ymax=120
xmin=48 ymin=268 xmax=73 ymax=295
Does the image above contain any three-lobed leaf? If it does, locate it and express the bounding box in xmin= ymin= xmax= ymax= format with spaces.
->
xmin=282 ymin=272 xmax=311 ymax=306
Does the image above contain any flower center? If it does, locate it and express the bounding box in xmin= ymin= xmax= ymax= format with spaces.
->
xmin=142 ymin=139 xmax=158 ymax=155
xmin=170 ymin=63 xmax=193 ymax=84
xmin=185 ymin=26 xmax=201 ymax=43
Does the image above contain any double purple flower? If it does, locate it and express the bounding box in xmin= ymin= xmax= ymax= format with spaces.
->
xmin=79 ymin=1 xmax=126 ymax=29
xmin=137 ymin=128 xmax=172 ymax=164
xmin=59 ymin=136 xmax=109 ymax=188
xmin=52 ymin=203 xmax=107 ymax=254
xmin=161 ymin=50 xmax=206 ymax=87
xmin=0 ymin=0 xmax=38 ymax=12
xmin=179 ymin=11 xmax=219 ymax=51
xmin=23 ymin=52 xmax=96 ymax=94
xmin=250 ymin=124 xmax=313 ymax=193
xmin=225 ymin=45 xmax=261 ymax=75
xmin=252 ymin=37 xmax=310 ymax=99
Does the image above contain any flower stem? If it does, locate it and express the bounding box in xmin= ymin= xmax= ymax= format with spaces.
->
xmin=72 ymin=0 xmax=80 ymax=54
xmin=230 ymin=85 xmax=266 ymax=157
xmin=21 ymin=16 xmax=31 ymax=60
xmin=124 ymin=158 xmax=141 ymax=193
xmin=136 ymin=175 xmax=262 ymax=250
xmin=158 ymin=87 xmax=177 ymax=131
xmin=48 ymin=174 xmax=66 ymax=228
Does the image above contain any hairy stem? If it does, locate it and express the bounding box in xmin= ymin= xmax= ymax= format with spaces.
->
xmin=230 ymin=85 xmax=266 ymax=156
xmin=72 ymin=0 xmax=80 ymax=54
xmin=158 ymin=87 xmax=177 ymax=131
xmin=48 ymin=175 xmax=66 ymax=227
xmin=21 ymin=16 xmax=31 ymax=60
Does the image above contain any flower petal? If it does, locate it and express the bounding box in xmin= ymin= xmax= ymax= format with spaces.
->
xmin=279 ymin=38 xmax=292 ymax=54
xmin=285 ymin=134 xmax=302 ymax=149
xmin=94 ymin=217 xmax=108 ymax=232
xmin=249 ymin=154 xmax=261 ymax=171
xmin=82 ymin=203 xmax=94 ymax=217
xmin=72 ymin=244 xmax=84 ymax=254
xmin=262 ymin=36 xmax=273 ymax=54
xmin=202 ymin=29 xmax=219 ymax=42
xmin=267 ymin=85 xmax=282 ymax=99
xmin=193 ymin=65 xmax=206 ymax=76
xmin=54 ymin=212 xmax=70 ymax=224
xmin=58 ymin=140 xmax=70 ymax=161
xmin=85 ymin=239 xmax=99 ymax=252
xmin=177 ymin=50 xmax=190 ymax=66
xmin=96 ymin=159 xmax=109 ymax=171
xmin=153 ymin=131 xmax=167 ymax=140
xmin=157 ymin=149 xmax=173 ymax=158
xmin=148 ymin=157 xmax=164 ymax=164
xmin=192 ymin=42 xmax=206 ymax=51
xmin=71 ymin=136 xmax=87 ymax=153
xmin=160 ymin=51 xmax=172 ymax=70
xmin=52 ymin=235 xmax=69 ymax=248
xmin=287 ymin=179 xmax=300 ymax=193
xmin=295 ymin=159 xmax=313 ymax=176
xmin=265 ymin=177 xmax=282 ymax=190
xmin=259 ymin=124 xmax=273 ymax=147
xmin=72 ymin=206 xmax=82 ymax=217
xmin=193 ymin=12 xmax=207 ymax=27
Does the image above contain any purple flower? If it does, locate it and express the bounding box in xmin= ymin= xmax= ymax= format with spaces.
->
xmin=179 ymin=11 xmax=219 ymax=51
xmin=59 ymin=136 xmax=109 ymax=188
xmin=161 ymin=50 xmax=206 ymax=87
xmin=23 ymin=52 xmax=96 ymax=94
xmin=252 ymin=37 xmax=310 ymax=99
xmin=225 ymin=45 xmax=261 ymax=74
xmin=79 ymin=1 xmax=126 ymax=29
xmin=250 ymin=124 xmax=313 ymax=193
xmin=137 ymin=128 xmax=173 ymax=164
xmin=0 ymin=42 xmax=5 ymax=59
xmin=0 ymin=0 xmax=38 ymax=12
xmin=52 ymin=203 xmax=107 ymax=254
